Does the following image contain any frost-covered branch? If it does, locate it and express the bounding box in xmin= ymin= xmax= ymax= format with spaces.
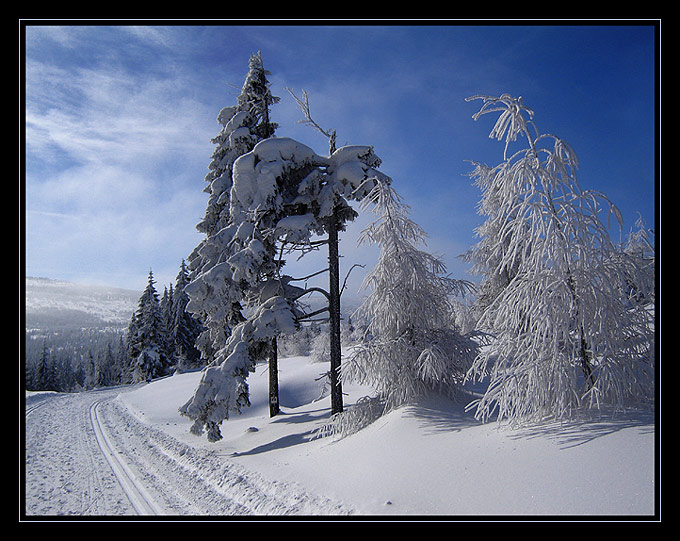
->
xmin=287 ymin=87 xmax=337 ymax=154
xmin=340 ymin=263 xmax=365 ymax=297
xmin=287 ymin=268 xmax=330 ymax=283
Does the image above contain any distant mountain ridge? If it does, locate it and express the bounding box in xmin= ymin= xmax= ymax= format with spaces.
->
xmin=24 ymin=276 xmax=140 ymax=330
xmin=23 ymin=276 xmax=364 ymax=332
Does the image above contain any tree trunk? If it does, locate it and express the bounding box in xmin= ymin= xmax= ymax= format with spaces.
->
xmin=327 ymin=217 xmax=344 ymax=415
xmin=268 ymin=337 xmax=279 ymax=417
xmin=579 ymin=328 xmax=596 ymax=390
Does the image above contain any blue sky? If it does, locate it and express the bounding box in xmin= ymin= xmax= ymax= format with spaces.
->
xmin=23 ymin=22 xmax=658 ymax=298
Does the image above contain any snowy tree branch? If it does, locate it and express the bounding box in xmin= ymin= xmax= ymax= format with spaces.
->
xmin=340 ymin=264 xmax=365 ymax=297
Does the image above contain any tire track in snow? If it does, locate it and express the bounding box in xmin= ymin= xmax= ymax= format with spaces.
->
xmin=77 ymin=401 xmax=110 ymax=515
xmin=25 ymin=401 xmax=46 ymax=417
xmin=89 ymin=400 xmax=164 ymax=516
xmin=25 ymin=393 xmax=64 ymax=417
xmin=95 ymin=398 xmax=252 ymax=515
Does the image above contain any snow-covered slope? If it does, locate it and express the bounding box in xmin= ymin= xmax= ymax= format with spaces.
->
xmin=25 ymin=276 xmax=139 ymax=329
xmin=22 ymin=278 xmax=657 ymax=517
xmin=118 ymin=355 xmax=656 ymax=516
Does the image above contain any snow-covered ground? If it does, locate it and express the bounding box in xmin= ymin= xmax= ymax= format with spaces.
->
xmin=24 ymin=354 xmax=656 ymax=518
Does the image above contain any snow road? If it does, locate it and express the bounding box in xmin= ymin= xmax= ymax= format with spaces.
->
xmin=24 ymin=388 xmax=353 ymax=517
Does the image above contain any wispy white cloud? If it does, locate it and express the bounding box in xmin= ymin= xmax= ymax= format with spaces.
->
xmin=27 ymin=60 xmax=213 ymax=166
xmin=25 ymin=27 xmax=217 ymax=289
xmin=119 ymin=25 xmax=176 ymax=49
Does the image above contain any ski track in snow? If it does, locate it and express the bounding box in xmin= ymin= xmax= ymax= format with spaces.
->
xmin=24 ymin=389 xmax=353 ymax=517
xmin=25 ymin=390 xmax=134 ymax=516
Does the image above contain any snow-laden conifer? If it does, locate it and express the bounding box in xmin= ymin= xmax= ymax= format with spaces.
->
xmin=180 ymin=136 xmax=393 ymax=441
xmin=186 ymin=52 xmax=280 ymax=368
xmin=463 ymin=94 xmax=655 ymax=424
xmin=322 ymin=180 xmax=479 ymax=437
xmin=126 ymin=270 xmax=172 ymax=383
xmin=171 ymin=259 xmax=204 ymax=370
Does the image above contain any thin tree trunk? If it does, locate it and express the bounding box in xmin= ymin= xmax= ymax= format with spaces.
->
xmin=268 ymin=337 xmax=279 ymax=417
xmin=327 ymin=217 xmax=343 ymax=415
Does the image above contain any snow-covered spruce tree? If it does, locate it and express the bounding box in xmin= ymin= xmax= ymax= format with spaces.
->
xmin=126 ymin=270 xmax=172 ymax=383
xmin=180 ymin=134 xmax=392 ymax=441
xmin=96 ymin=343 xmax=116 ymax=387
xmin=185 ymin=51 xmax=280 ymax=369
xmin=320 ymin=180 xmax=479 ymax=438
xmin=31 ymin=340 xmax=51 ymax=390
xmin=180 ymin=136 xmax=324 ymax=441
xmin=463 ymin=94 xmax=655 ymax=424
xmin=160 ymin=284 xmax=175 ymax=365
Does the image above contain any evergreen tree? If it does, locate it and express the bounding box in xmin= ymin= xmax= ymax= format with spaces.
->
xmin=57 ymin=354 xmax=76 ymax=392
xmin=126 ymin=270 xmax=172 ymax=382
xmin=322 ymin=181 xmax=479 ymax=437
xmin=181 ymin=96 xmax=392 ymax=441
xmin=123 ymin=311 xmax=139 ymax=383
xmin=181 ymin=52 xmax=284 ymax=439
xmin=172 ymin=259 xmax=203 ymax=369
xmin=83 ymin=350 xmax=96 ymax=390
xmin=464 ymin=94 xmax=655 ymax=424
xmin=97 ymin=343 xmax=116 ymax=387
xmin=33 ymin=340 xmax=50 ymax=390
xmin=160 ymin=284 xmax=175 ymax=366
xmin=186 ymin=51 xmax=280 ymax=369
xmin=112 ymin=335 xmax=127 ymax=385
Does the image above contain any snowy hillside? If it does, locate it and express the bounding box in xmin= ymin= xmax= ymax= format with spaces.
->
xmin=24 ymin=276 xmax=139 ymax=329
xmin=123 ymin=358 xmax=656 ymax=516
xmin=25 ymin=353 xmax=656 ymax=517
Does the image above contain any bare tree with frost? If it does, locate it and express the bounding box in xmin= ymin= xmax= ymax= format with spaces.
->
xmin=463 ymin=94 xmax=655 ymax=424
xmin=319 ymin=180 xmax=479 ymax=438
